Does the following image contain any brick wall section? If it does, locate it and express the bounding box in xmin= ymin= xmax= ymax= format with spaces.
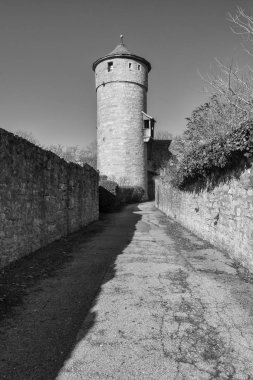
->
xmin=95 ymin=57 xmax=148 ymax=198
xmin=0 ymin=128 xmax=99 ymax=268
xmin=155 ymin=163 xmax=253 ymax=271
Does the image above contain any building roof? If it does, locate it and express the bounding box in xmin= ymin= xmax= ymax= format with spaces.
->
xmin=92 ymin=40 xmax=151 ymax=72
xmin=109 ymin=43 xmax=132 ymax=56
xmin=142 ymin=111 xmax=156 ymax=122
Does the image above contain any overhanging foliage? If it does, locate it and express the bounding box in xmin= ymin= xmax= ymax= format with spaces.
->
xmin=166 ymin=121 xmax=253 ymax=188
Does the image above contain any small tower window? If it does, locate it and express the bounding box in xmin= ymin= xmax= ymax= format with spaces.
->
xmin=138 ymin=64 xmax=141 ymax=70
xmin=129 ymin=62 xmax=132 ymax=69
xmin=107 ymin=61 xmax=113 ymax=72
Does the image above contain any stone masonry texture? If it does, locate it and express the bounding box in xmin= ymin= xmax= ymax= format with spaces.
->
xmin=155 ymin=162 xmax=253 ymax=271
xmin=95 ymin=57 xmax=148 ymax=195
xmin=0 ymin=128 xmax=99 ymax=268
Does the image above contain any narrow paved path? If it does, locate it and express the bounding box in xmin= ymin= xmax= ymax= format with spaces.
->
xmin=1 ymin=202 xmax=253 ymax=379
xmin=57 ymin=202 xmax=253 ymax=380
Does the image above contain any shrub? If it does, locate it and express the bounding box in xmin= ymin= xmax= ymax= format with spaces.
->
xmin=99 ymin=178 xmax=120 ymax=212
xmin=164 ymin=121 xmax=253 ymax=188
xmin=118 ymin=186 xmax=145 ymax=203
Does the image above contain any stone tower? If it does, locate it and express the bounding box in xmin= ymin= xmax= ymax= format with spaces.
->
xmin=92 ymin=38 xmax=152 ymax=198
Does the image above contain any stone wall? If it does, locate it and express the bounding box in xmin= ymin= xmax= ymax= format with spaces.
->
xmin=0 ymin=128 xmax=99 ymax=268
xmin=155 ymin=162 xmax=253 ymax=271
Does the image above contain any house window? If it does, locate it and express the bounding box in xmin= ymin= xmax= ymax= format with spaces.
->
xmin=107 ymin=61 xmax=113 ymax=72
xmin=129 ymin=62 xmax=132 ymax=69
xmin=138 ymin=64 xmax=141 ymax=70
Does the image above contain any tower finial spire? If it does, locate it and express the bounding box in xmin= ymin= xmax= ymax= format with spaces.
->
xmin=120 ymin=34 xmax=124 ymax=45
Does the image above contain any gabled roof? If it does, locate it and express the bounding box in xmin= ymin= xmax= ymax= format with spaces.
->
xmin=142 ymin=111 xmax=156 ymax=122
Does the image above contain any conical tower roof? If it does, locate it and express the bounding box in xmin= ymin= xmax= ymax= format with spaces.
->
xmin=92 ymin=38 xmax=151 ymax=72
xmin=109 ymin=43 xmax=132 ymax=56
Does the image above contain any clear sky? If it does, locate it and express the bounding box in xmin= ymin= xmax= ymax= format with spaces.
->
xmin=0 ymin=0 xmax=252 ymax=148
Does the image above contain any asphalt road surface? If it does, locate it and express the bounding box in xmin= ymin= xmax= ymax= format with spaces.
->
xmin=1 ymin=202 xmax=253 ymax=379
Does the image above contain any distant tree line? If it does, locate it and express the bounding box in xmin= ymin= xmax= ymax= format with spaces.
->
xmin=14 ymin=129 xmax=97 ymax=169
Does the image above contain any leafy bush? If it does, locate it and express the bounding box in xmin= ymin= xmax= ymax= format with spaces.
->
xmin=99 ymin=178 xmax=118 ymax=195
xmin=99 ymin=178 xmax=120 ymax=212
xmin=164 ymin=121 xmax=253 ymax=188
xmin=170 ymin=94 xmax=252 ymax=162
xmin=99 ymin=177 xmax=145 ymax=211
xmin=118 ymin=186 xmax=145 ymax=203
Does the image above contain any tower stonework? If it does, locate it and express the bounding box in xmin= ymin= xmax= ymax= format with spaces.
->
xmin=92 ymin=40 xmax=152 ymax=198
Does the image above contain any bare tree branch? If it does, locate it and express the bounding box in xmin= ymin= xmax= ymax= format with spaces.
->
xmin=228 ymin=7 xmax=253 ymax=56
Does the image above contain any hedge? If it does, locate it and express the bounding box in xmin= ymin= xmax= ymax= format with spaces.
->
xmin=171 ymin=121 xmax=253 ymax=188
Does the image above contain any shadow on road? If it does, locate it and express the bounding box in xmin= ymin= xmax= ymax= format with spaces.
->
xmin=0 ymin=204 xmax=142 ymax=380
